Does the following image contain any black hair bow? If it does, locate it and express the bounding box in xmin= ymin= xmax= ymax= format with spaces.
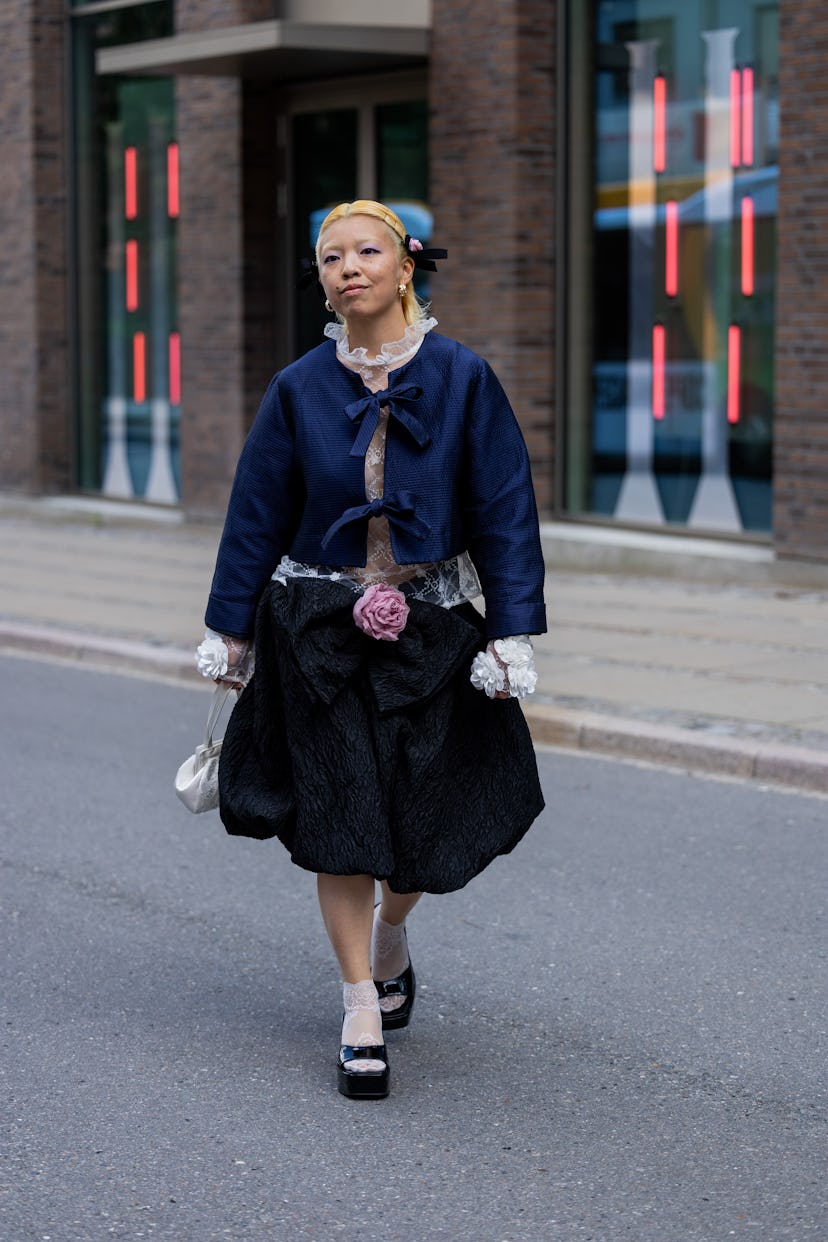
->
xmin=404 ymin=235 xmax=448 ymax=273
xmin=296 ymin=257 xmax=325 ymax=298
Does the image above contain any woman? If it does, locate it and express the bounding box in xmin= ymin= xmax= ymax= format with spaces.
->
xmin=196 ymin=200 xmax=547 ymax=1100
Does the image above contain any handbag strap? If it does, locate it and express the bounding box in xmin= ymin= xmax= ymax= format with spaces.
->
xmin=204 ymin=685 xmax=237 ymax=747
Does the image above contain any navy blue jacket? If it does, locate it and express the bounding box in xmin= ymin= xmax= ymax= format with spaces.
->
xmin=205 ymin=332 xmax=547 ymax=640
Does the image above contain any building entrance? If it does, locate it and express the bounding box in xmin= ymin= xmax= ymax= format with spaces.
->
xmin=286 ymin=80 xmax=429 ymax=358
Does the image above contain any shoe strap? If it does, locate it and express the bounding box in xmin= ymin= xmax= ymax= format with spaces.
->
xmin=340 ymin=1043 xmax=387 ymax=1064
xmin=374 ymin=973 xmax=410 ymax=998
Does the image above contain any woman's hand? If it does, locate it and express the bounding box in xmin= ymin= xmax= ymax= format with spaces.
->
xmin=195 ymin=630 xmax=253 ymax=690
xmin=469 ymin=636 xmax=537 ymax=700
xmin=488 ymin=641 xmax=511 ymax=700
xmin=215 ymin=636 xmax=250 ymax=691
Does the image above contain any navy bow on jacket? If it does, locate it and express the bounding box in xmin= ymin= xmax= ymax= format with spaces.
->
xmin=320 ymin=491 xmax=432 ymax=550
xmin=344 ymin=383 xmax=428 ymax=458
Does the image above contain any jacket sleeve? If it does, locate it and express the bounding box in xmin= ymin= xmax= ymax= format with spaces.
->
xmin=205 ymin=374 xmax=302 ymax=638
xmin=461 ymin=359 xmax=547 ymax=639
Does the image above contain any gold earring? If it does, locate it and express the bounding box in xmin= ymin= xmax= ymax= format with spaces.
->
xmin=398 ymin=283 xmax=407 ymax=297
xmin=325 ymin=300 xmax=333 ymax=312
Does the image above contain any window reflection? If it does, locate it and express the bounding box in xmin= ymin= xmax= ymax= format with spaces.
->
xmin=72 ymin=4 xmax=179 ymax=501
xmin=569 ymin=0 xmax=778 ymax=534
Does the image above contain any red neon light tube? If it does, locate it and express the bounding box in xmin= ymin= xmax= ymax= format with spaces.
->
xmin=730 ymin=69 xmax=742 ymax=168
xmin=652 ymin=324 xmax=666 ymax=419
xmin=665 ymin=200 xmax=679 ymax=297
xmin=125 ymin=147 xmax=138 ymax=220
xmin=653 ymin=76 xmax=667 ymax=173
xmin=125 ymin=240 xmax=139 ymax=312
xmin=133 ymin=332 xmax=146 ymax=404
xmin=167 ymin=142 xmax=180 ymax=218
xmin=741 ymin=197 xmax=755 ymax=296
xmin=727 ymin=325 xmax=741 ymax=424
xmin=169 ymin=332 xmax=181 ymax=405
xmin=741 ymin=67 xmax=754 ymax=167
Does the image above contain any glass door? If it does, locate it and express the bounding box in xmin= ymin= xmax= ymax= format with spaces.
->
xmin=292 ymin=109 xmax=358 ymax=358
xmin=289 ymin=83 xmax=429 ymax=357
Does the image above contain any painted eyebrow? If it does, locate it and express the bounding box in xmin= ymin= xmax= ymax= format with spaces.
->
xmin=320 ymin=238 xmax=385 ymax=254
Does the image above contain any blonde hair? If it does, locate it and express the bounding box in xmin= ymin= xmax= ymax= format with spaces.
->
xmin=315 ymin=199 xmax=429 ymax=327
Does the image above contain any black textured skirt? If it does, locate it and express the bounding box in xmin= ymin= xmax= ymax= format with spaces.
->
xmin=218 ymin=577 xmax=544 ymax=894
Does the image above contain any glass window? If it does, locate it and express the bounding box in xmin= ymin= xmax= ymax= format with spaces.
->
xmin=292 ymin=109 xmax=358 ymax=358
xmin=72 ymin=5 xmax=179 ymax=502
xmin=376 ymin=100 xmax=432 ymax=304
xmin=376 ymin=100 xmax=428 ymax=201
xmin=71 ymin=0 xmax=172 ymax=45
xmin=565 ymin=1 xmax=779 ymax=534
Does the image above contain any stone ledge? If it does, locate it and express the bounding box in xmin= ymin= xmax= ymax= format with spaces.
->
xmin=0 ymin=622 xmax=196 ymax=684
xmin=539 ymin=522 xmax=828 ymax=589
xmin=525 ymin=704 xmax=828 ymax=795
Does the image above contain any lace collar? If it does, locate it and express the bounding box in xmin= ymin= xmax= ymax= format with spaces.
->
xmin=324 ymin=317 xmax=437 ymax=372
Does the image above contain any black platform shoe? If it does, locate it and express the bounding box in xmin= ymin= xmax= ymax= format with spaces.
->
xmin=337 ymin=1043 xmax=390 ymax=1099
xmin=375 ymin=955 xmax=416 ymax=1031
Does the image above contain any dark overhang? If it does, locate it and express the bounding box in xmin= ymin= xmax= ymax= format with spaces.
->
xmin=96 ymin=16 xmax=430 ymax=80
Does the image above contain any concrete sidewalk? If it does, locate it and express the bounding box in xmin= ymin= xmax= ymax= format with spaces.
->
xmin=1 ymin=496 xmax=827 ymax=793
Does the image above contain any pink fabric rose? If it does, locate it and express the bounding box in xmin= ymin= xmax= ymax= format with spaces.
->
xmin=353 ymin=582 xmax=410 ymax=641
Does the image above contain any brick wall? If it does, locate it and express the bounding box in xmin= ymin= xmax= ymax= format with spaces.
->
xmin=177 ymin=76 xmax=246 ymax=516
xmin=177 ymin=76 xmax=285 ymax=518
xmin=177 ymin=0 xmax=274 ymax=31
xmin=774 ymin=1 xmax=828 ymax=560
xmin=429 ymin=0 xmax=558 ymax=513
xmin=0 ymin=0 xmax=70 ymax=494
xmin=241 ymin=80 xmax=282 ymax=426
xmin=0 ymin=0 xmax=38 ymax=490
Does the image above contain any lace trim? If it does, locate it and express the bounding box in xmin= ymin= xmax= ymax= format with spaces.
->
xmin=343 ymin=980 xmax=381 ymax=1015
xmin=372 ymin=914 xmax=407 ymax=962
xmin=272 ymin=553 xmax=482 ymax=610
xmin=325 ymin=316 xmax=437 ymax=374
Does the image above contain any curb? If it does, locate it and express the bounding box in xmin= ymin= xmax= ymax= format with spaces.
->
xmin=2 ymin=621 xmax=826 ymax=796
xmin=524 ymin=704 xmax=828 ymax=796
xmin=0 ymin=621 xmax=196 ymax=684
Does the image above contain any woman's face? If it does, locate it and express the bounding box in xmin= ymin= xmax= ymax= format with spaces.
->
xmin=317 ymin=215 xmax=413 ymax=323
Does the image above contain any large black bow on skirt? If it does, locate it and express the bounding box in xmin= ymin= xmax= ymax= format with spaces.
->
xmin=344 ymin=383 xmax=428 ymax=459
xmin=258 ymin=577 xmax=482 ymax=714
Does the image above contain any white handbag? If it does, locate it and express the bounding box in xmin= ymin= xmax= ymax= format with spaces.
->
xmin=174 ymin=686 xmax=237 ymax=814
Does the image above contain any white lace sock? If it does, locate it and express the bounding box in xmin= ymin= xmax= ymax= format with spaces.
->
xmin=341 ymin=980 xmax=386 ymax=1073
xmin=371 ymin=910 xmax=410 ymax=1013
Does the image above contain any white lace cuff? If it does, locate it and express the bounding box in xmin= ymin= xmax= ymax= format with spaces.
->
xmin=195 ymin=629 xmax=254 ymax=685
xmin=470 ymin=635 xmax=538 ymax=700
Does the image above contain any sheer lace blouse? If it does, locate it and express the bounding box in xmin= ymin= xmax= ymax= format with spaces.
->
xmin=327 ymin=317 xmax=441 ymax=587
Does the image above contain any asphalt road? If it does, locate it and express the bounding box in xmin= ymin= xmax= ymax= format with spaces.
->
xmin=1 ymin=655 xmax=826 ymax=1242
